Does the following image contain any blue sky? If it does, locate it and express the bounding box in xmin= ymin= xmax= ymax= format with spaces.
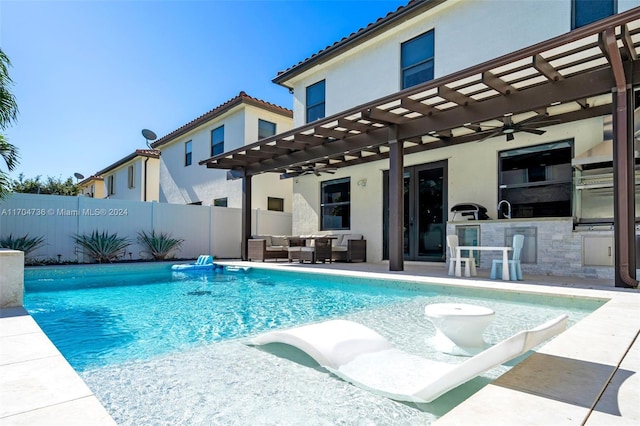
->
xmin=0 ymin=0 xmax=407 ymax=182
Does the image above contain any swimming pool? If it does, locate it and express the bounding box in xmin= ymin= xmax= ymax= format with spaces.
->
xmin=24 ymin=263 xmax=604 ymax=425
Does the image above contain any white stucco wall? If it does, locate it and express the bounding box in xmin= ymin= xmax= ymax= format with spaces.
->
xmin=103 ymin=157 xmax=159 ymax=202
xmin=158 ymin=103 xmax=293 ymax=210
xmin=285 ymin=0 xmax=640 ymax=126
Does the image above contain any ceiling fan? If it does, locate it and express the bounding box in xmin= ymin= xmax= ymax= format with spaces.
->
xmin=280 ymin=165 xmax=337 ymax=179
xmin=469 ymin=114 xmax=561 ymax=142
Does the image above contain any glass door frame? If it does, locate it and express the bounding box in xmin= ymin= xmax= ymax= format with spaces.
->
xmin=383 ymin=160 xmax=448 ymax=262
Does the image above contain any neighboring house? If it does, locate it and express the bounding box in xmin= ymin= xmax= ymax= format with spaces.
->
xmin=201 ymin=1 xmax=640 ymax=287
xmin=152 ymin=91 xmax=294 ymax=211
xmin=95 ymin=149 xmax=160 ymax=201
xmin=78 ymin=175 xmax=104 ymax=199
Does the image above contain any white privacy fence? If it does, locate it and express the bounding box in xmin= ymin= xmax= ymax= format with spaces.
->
xmin=0 ymin=193 xmax=292 ymax=262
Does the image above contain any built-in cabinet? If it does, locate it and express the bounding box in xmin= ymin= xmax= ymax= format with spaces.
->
xmin=582 ymin=235 xmax=614 ymax=266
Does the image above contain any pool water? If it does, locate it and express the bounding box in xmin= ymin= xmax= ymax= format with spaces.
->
xmin=25 ymin=263 xmax=429 ymax=371
xmin=24 ymin=263 xmax=604 ymax=425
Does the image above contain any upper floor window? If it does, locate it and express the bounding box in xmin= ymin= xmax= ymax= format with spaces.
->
xmin=213 ymin=197 xmax=228 ymax=207
xmin=211 ymin=126 xmax=224 ymax=157
xmin=267 ymin=197 xmax=284 ymax=212
xmin=107 ymin=175 xmax=115 ymax=196
xmin=572 ymin=0 xmax=616 ymax=29
xmin=306 ymin=80 xmax=325 ymax=123
xmin=258 ymin=119 xmax=277 ymax=139
xmin=185 ymin=140 xmax=192 ymax=166
xmin=401 ymin=30 xmax=434 ymax=89
xmin=320 ymin=177 xmax=350 ymax=230
xmin=127 ymin=165 xmax=135 ymax=188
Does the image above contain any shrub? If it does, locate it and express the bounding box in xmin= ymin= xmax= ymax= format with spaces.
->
xmin=137 ymin=230 xmax=184 ymax=260
xmin=0 ymin=233 xmax=45 ymax=256
xmin=73 ymin=230 xmax=129 ymax=263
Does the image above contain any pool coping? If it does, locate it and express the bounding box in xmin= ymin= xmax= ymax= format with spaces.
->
xmin=0 ymin=306 xmax=117 ymax=425
xmin=1 ymin=262 xmax=638 ymax=424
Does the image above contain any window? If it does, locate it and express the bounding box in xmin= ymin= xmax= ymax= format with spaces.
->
xmin=267 ymin=197 xmax=284 ymax=212
xmin=401 ymin=30 xmax=435 ymax=89
xmin=211 ymin=126 xmax=224 ymax=157
xmin=498 ymin=141 xmax=573 ymax=218
xmin=107 ymin=175 xmax=115 ymax=196
xmin=572 ymin=0 xmax=616 ymax=29
xmin=306 ymin=80 xmax=325 ymax=123
xmin=213 ymin=197 xmax=228 ymax=207
xmin=320 ymin=177 xmax=350 ymax=230
xmin=127 ymin=165 xmax=135 ymax=188
xmin=258 ymin=119 xmax=276 ymax=139
xmin=185 ymin=140 xmax=192 ymax=166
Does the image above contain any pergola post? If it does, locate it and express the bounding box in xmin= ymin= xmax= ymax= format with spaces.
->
xmin=241 ymin=174 xmax=252 ymax=261
xmin=388 ymin=125 xmax=404 ymax=271
xmin=606 ymin=28 xmax=638 ymax=287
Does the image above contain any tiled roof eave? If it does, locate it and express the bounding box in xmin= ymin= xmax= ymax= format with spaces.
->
xmin=272 ymin=0 xmax=447 ymax=86
xmin=96 ymin=150 xmax=160 ymax=175
xmin=152 ymin=93 xmax=292 ymax=149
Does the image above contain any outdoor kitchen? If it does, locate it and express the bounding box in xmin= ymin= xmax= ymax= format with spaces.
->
xmin=447 ymin=116 xmax=640 ymax=280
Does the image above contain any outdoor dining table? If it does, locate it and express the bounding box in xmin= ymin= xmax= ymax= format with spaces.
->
xmin=455 ymin=245 xmax=512 ymax=280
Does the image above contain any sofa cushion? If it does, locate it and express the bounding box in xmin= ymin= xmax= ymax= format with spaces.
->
xmin=266 ymin=246 xmax=287 ymax=252
xmin=271 ymin=236 xmax=289 ymax=247
xmin=253 ymin=235 xmax=272 ymax=246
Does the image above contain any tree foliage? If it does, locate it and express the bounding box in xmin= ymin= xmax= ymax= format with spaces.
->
xmin=0 ymin=48 xmax=20 ymax=199
xmin=12 ymin=173 xmax=80 ymax=196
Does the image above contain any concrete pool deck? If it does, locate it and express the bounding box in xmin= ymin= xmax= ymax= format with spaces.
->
xmin=1 ymin=261 xmax=638 ymax=425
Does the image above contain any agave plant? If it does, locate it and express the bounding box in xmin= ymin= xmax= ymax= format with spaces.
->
xmin=73 ymin=230 xmax=130 ymax=263
xmin=0 ymin=233 xmax=45 ymax=256
xmin=137 ymin=230 xmax=184 ymax=260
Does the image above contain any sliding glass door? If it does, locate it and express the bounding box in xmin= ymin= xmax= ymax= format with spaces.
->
xmin=383 ymin=161 xmax=447 ymax=262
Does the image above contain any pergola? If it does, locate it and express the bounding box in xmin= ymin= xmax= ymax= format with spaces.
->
xmin=201 ymin=8 xmax=640 ymax=288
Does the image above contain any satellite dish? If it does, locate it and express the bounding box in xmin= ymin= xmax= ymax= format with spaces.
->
xmin=142 ymin=129 xmax=158 ymax=148
xmin=142 ymin=129 xmax=157 ymax=141
xmin=74 ymin=172 xmax=85 ymax=180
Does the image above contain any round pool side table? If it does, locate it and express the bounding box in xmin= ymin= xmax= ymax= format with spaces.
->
xmin=424 ymin=303 xmax=495 ymax=355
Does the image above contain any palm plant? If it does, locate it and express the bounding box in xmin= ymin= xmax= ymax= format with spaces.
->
xmin=73 ymin=230 xmax=130 ymax=263
xmin=0 ymin=233 xmax=45 ymax=256
xmin=137 ymin=230 xmax=184 ymax=260
xmin=0 ymin=49 xmax=20 ymax=199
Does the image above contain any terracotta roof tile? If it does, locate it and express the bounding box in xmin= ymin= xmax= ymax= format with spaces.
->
xmin=134 ymin=149 xmax=161 ymax=158
xmin=152 ymin=91 xmax=292 ymax=148
xmin=96 ymin=149 xmax=160 ymax=175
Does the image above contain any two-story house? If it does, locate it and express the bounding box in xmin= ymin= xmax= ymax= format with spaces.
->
xmin=201 ymin=1 xmax=639 ymax=287
xmin=152 ymin=91 xmax=294 ymax=211
xmin=78 ymin=175 xmax=105 ymax=199
xmin=95 ymin=149 xmax=160 ymax=201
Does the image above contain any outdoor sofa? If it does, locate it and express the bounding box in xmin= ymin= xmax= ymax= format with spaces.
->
xmin=247 ymin=234 xmax=366 ymax=263
xmin=247 ymin=236 xmax=290 ymax=261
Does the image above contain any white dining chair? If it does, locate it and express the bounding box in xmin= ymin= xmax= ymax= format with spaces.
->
xmin=446 ymin=235 xmax=476 ymax=277
xmin=490 ymin=234 xmax=524 ymax=280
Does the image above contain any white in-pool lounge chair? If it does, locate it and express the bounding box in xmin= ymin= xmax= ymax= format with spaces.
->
xmin=250 ymin=315 xmax=568 ymax=403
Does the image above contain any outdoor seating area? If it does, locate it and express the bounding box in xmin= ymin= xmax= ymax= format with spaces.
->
xmin=247 ymin=234 xmax=366 ymax=263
